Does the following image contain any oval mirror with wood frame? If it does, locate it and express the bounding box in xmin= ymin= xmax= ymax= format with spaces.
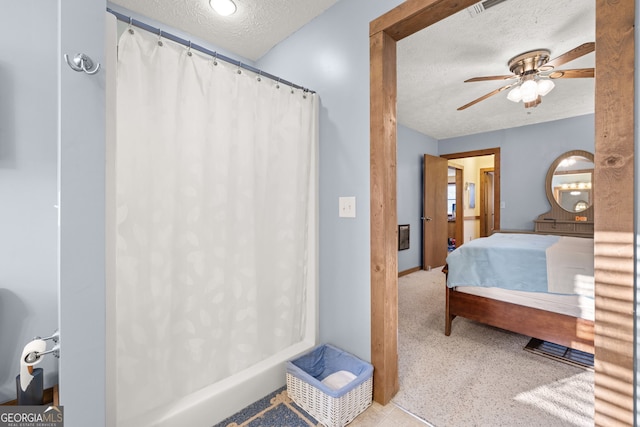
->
xmin=534 ymin=150 xmax=594 ymax=237
xmin=548 ymin=151 xmax=594 ymax=213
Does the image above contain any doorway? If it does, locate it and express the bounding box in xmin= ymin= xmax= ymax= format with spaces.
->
xmin=369 ymin=1 xmax=635 ymax=422
xmin=441 ymin=149 xmax=500 ymax=243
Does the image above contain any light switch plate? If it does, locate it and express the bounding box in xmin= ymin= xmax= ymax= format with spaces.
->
xmin=339 ymin=196 xmax=356 ymax=218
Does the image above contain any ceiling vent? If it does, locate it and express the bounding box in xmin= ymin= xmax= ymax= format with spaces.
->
xmin=467 ymin=0 xmax=508 ymax=17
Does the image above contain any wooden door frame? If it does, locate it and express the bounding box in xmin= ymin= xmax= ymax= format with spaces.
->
xmin=370 ymin=1 xmax=635 ymax=424
xmin=448 ymin=162 xmax=464 ymax=247
xmin=479 ymin=167 xmax=494 ymax=237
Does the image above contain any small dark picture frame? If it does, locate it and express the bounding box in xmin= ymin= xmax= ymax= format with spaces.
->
xmin=398 ymin=224 xmax=410 ymax=251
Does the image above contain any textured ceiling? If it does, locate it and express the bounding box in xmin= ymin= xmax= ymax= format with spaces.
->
xmin=110 ymin=0 xmax=340 ymax=61
xmin=109 ymin=0 xmax=595 ymax=140
xmin=398 ymin=0 xmax=595 ymax=139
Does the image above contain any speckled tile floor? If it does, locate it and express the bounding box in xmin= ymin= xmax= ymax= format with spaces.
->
xmin=349 ymin=401 xmax=432 ymax=427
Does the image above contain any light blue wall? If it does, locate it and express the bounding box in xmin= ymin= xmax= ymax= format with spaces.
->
xmin=397 ymin=125 xmax=438 ymax=272
xmin=0 ymin=1 xmax=59 ymax=402
xmin=59 ymin=0 xmax=107 ymax=425
xmin=256 ymin=0 xmax=404 ymax=361
xmin=439 ymin=114 xmax=595 ymax=230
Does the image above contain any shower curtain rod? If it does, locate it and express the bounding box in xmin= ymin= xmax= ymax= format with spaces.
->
xmin=106 ymin=8 xmax=315 ymax=94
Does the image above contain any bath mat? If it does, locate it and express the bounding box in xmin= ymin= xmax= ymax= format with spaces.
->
xmin=214 ymin=386 xmax=319 ymax=427
xmin=524 ymin=338 xmax=594 ymax=370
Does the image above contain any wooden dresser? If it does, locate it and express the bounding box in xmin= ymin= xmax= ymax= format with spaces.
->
xmin=534 ymin=218 xmax=594 ymax=237
xmin=534 ymin=150 xmax=594 ymax=238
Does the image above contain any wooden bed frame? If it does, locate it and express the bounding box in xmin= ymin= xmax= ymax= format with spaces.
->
xmin=442 ymin=265 xmax=595 ymax=354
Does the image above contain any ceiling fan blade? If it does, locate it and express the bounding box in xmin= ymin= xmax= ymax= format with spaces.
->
xmin=464 ymin=75 xmax=517 ymax=83
xmin=457 ymin=84 xmax=513 ymax=111
xmin=548 ymin=68 xmax=595 ymax=79
xmin=542 ymin=42 xmax=595 ymax=70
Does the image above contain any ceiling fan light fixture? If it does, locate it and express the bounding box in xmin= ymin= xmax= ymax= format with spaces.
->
xmin=524 ymin=96 xmax=542 ymax=108
xmin=458 ymin=42 xmax=595 ymax=111
xmin=520 ymin=79 xmax=538 ymax=103
xmin=537 ymin=79 xmax=555 ymax=96
xmin=210 ymin=0 xmax=237 ymax=16
xmin=507 ymin=85 xmax=522 ymax=102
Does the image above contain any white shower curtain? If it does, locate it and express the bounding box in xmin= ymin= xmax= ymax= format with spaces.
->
xmin=115 ymin=28 xmax=318 ymax=421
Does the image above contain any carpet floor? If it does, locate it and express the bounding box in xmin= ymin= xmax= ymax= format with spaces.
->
xmin=392 ymin=269 xmax=594 ymax=427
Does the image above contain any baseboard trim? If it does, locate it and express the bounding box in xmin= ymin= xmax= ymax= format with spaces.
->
xmin=398 ymin=266 xmax=421 ymax=277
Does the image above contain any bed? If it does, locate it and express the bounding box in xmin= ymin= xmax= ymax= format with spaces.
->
xmin=443 ymin=232 xmax=594 ymax=354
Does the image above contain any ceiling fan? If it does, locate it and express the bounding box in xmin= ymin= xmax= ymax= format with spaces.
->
xmin=457 ymin=42 xmax=595 ymax=110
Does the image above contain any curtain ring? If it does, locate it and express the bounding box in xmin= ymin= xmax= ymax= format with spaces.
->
xmin=187 ymin=41 xmax=192 ymax=56
xmin=257 ymin=70 xmax=262 ymax=82
xmin=213 ymin=52 xmax=218 ymax=66
xmin=157 ymin=29 xmax=163 ymax=46
xmin=128 ymin=17 xmax=134 ymax=34
xmin=276 ymin=78 xmax=280 ymax=89
xmin=237 ymin=62 xmax=242 ymax=74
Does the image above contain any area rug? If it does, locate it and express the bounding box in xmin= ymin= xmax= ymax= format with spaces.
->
xmin=524 ymin=338 xmax=594 ymax=370
xmin=392 ymin=269 xmax=594 ymax=427
xmin=214 ymin=387 xmax=319 ymax=427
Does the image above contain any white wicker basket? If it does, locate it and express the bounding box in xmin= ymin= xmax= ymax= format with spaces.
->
xmin=286 ymin=372 xmax=372 ymax=427
xmin=286 ymin=344 xmax=373 ymax=427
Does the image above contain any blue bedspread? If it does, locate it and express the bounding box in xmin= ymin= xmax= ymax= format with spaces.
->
xmin=445 ymin=233 xmax=561 ymax=293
